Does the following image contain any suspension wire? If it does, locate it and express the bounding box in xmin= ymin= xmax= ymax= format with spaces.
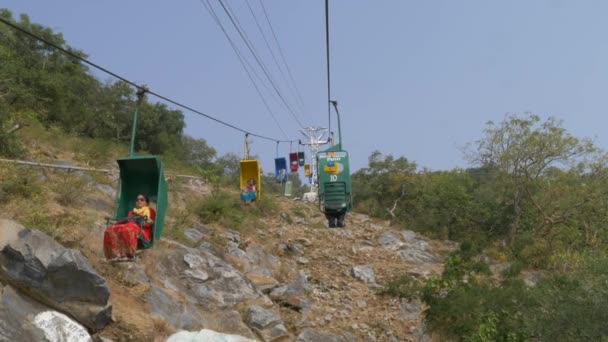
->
xmin=258 ymin=0 xmax=309 ymax=120
xmin=325 ymin=0 xmax=332 ymax=137
xmin=203 ymin=0 xmax=291 ymax=124
xmin=201 ymin=0 xmax=289 ymax=140
xmin=0 ymin=16 xmax=293 ymax=143
xmin=220 ymin=0 xmax=306 ymax=126
xmin=215 ymin=0 xmax=306 ymax=129
xmin=244 ymin=0 xmax=306 ymax=118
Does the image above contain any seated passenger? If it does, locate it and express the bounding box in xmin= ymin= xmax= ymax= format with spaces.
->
xmin=276 ymin=168 xmax=287 ymax=183
xmin=129 ymin=194 xmax=155 ymax=242
xmin=103 ymin=194 xmax=155 ymax=260
xmin=240 ymin=178 xmax=257 ymax=204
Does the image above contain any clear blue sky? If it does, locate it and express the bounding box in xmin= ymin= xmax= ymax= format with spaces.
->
xmin=4 ymin=1 xmax=608 ymax=174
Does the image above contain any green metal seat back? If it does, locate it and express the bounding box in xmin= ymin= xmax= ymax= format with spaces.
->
xmin=317 ymin=148 xmax=353 ymax=213
xmin=114 ymin=155 xmax=167 ymax=247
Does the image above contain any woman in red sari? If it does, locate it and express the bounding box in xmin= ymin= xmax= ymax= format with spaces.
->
xmin=103 ymin=194 xmax=155 ymax=260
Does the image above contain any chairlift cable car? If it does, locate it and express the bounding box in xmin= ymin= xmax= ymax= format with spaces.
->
xmin=240 ymin=134 xmax=262 ymax=200
xmin=317 ymin=101 xmax=352 ymax=228
xmin=289 ymin=153 xmax=299 ymax=173
xmin=274 ymin=141 xmax=287 ymax=184
xmin=105 ymin=88 xmax=168 ymax=258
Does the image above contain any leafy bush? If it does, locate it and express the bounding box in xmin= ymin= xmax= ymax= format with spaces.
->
xmin=195 ymin=191 xmax=246 ymax=229
xmin=421 ymin=252 xmax=608 ymax=341
xmin=50 ymin=172 xmax=91 ymax=206
xmin=379 ymin=274 xmax=422 ymax=300
xmin=0 ymin=166 xmax=43 ymax=203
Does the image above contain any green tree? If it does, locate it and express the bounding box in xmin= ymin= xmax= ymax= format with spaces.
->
xmin=352 ymin=151 xmax=417 ymax=218
xmin=467 ymin=113 xmax=597 ymax=244
xmin=215 ymin=152 xmax=241 ymax=185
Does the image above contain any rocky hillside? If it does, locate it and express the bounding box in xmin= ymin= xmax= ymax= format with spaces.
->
xmin=0 ymin=159 xmax=457 ymax=342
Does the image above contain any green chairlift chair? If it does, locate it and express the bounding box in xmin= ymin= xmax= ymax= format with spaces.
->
xmin=111 ymin=88 xmax=167 ymax=249
xmin=114 ymin=155 xmax=167 ymax=249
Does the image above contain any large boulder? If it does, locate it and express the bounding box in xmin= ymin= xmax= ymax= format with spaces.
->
xmin=269 ymin=271 xmax=311 ymax=311
xmin=296 ymin=328 xmax=348 ymax=342
xmin=0 ymin=284 xmax=92 ymax=341
xmin=147 ymin=286 xmax=205 ymax=330
xmin=0 ymin=219 xmax=111 ymax=331
xmin=167 ymin=329 xmax=256 ymax=342
xmin=245 ymin=305 xmax=289 ymax=341
xmin=378 ymin=230 xmax=438 ymax=267
xmin=153 ymin=242 xmax=271 ymax=309
xmin=351 ymin=265 xmax=376 ymax=285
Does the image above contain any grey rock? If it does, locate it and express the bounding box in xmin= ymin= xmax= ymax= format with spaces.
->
xmin=246 ymin=246 xmax=281 ymax=274
xmin=0 ymin=284 xmax=92 ymax=341
xmin=246 ymin=271 xmax=279 ymax=294
xmin=246 ymin=305 xmax=289 ymax=342
xmin=277 ymin=242 xmax=304 ymax=256
xmin=358 ymin=246 xmax=374 ymax=253
xmin=114 ymin=262 xmax=150 ymax=286
xmin=269 ymin=284 xmax=288 ymax=298
xmin=379 ymin=232 xmax=404 ymax=251
xmin=205 ymin=310 xmax=256 ymax=339
xmin=401 ymin=230 xmax=417 ymax=241
xmin=295 ymin=216 xmax=309 ymax=225
xmin=225 ymin=245 xmax=253 ymax=272
xmin=280 ymin=212 xmax=290 ymax=221
xmin=198 ymin=241 xmax=214 ymax=252
xmin=185 ymin=269 xmax=210 ymax=282
xmin=146 ymin=286 xmax=204 ymax=330
xmin=399 ymin=299 xmax=422 ymax=321
xmin=399 ymin=238 xmax=437 ymax=264
xmin=0 ymin=220 xmax=111 ymax=331
xmin=154 ymin=243 xmax=271 ymax=309
xmin=296 ymin=328 xmax=348 ymax=342
xmin=223 ymin=230 xmax=241 ymax=244
xmin=398 ymin=248 xmax=436 ymax=264
xmin=246 ymin=305 xmax=282 ymax=330
xmin=297 ymin=257 xmax=309 ymax=265
xmin=269 ymin=271 xmax=311 ymax=311
xmin=167 ymin=329 xmax=256 ymax=342
xmin=184 ymin=228 xmax=206 ymax=244
xmin=351 ymin=265 xmax=376 ymax=284
xmin=370 ymin=223 xmax=384 ymax=231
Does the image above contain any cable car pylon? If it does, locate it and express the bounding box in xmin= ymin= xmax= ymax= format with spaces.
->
xmin=299 ymin=127 xmax=329 ymax=202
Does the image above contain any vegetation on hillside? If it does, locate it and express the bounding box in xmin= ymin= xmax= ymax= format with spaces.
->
xmin=356 ymin=113 xmax=608 ymax=341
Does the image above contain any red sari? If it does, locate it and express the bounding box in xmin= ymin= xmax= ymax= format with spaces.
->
xmin=103 ymin=208 xmax=155 ymax=259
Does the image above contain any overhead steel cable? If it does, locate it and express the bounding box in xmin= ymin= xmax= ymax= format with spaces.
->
xmin=214 ymin=0 xmax=302 ymax=125
xmin=0 ymin=16 xmax=293 ymax=143
xmin=200 ymin=0 xmax=289 ymax=140
xmin=325 ymin=0 xmax=332 ymax=135
xmin=258 ymin=0 xmax=310 ymax=120
xmin=203 ymin=1 xmax=288 ymax=120
xmin=215 ymin=0 xmax=306 ymax=129
xmin=244 ymin=0 xmax=306 ymax=119
xmin=220 ymin=0 xmax=305 ymax=125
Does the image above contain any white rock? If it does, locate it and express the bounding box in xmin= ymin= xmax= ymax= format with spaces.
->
xmin=167 ymin=329 xmax=256 ymax=342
